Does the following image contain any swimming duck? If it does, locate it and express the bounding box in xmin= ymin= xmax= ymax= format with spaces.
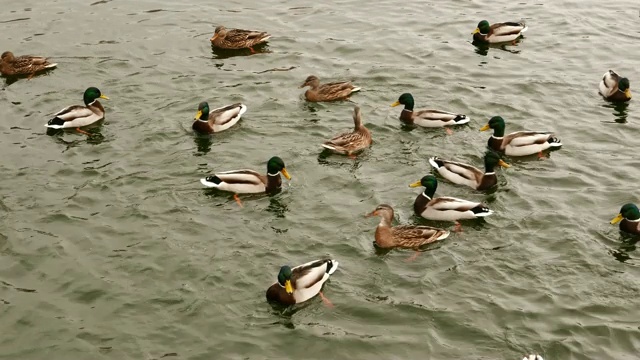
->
xmin=200 ymin=156 xmax=291 ymax=206
xmin=300 ymin=75 xmax=361 ymax=102
xmin=322 ymin=105 xmax=372 ymax=157
xmin=472 ymin=20 xmax=528 ymax=44
xmin=410 ymin=175 xmax=493 ymax=231
xmin=610 ymin=203 xmax=640 ymax=235
xmin=210 ymin=26 xmax=271 ymax=52
xmin=0 ymin=51 xmax=57 ymax=77
xmin=45 ymin=87 xmax=109 ymax=136
xmin=192 ymin=102 xmax=247 ymax=134
xmin=480 ymin=116 xmax=562 ymax=158
xmin=599 ymin=70 xmax=631 ymax=102
xmin=429 ymin=151 xmax=510 ymax=191
xmin=366 ymin=204 xmax=450 ymax=249
xmin=266 ymin=259 xmax=339 ymax=306
xmin=391 ymin=93 xmax=470 ymax=128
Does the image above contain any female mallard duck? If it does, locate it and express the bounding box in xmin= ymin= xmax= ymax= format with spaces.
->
xmin=366 ymin=204 xmax=450 ymax=249
xmin=429 ymin=151 xmax=510 ymax=191
xmin=0 ymin=51 xmax=57 ymax=77
xmin=192 ymin=101 xmax=247 ymax=134
xmin=322 ymin=105 xmax=372 ymax=157
xmin=472 ymin=20 xmax=528 ymax=44
xmin=266 ymin=259 xmax=339 ymax=306
xmin=599 ymin=70 xmax=631 ymax=102
xmin=391 ymin=93 xmax=470 ymax=129
xmin=45 ymin=87 xmax=109 ymax=136
xmin=200 ymin=156 xmax=291 ymax=206
xmin=480 ymin=116 xmax=562 ymax=158
xmin=610 ymin=203 xmax=640 ymax=235
xmin=210 ymin=25 xmax=271 ymax=52
xmin=299 ymin=75 xmax=361 ymax=102
xmin=410 ymin=175 xmax=493 ymax=231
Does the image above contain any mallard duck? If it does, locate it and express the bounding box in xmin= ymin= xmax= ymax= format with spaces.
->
xmin=472 ymin=20 xmax=528 ymax=44
xmin=391 ymin=93 xmax=470 ymax=128
xmin=266 ymin=259 xmax=339 ymax=306
xmin=45 ymin=87 xmax=109 ymax=136
xmin=200 ymin=156 xmax=291 ymax=206
xmin=480 ymin=116 xmax=562 ymax=158
xmin=0 ymin=51 xmax=57 ymax=77
xmin=192 ymin=102 xmax=247 ymax=134
xmin=410 ymin=175 xmax=493 ymax=231
xmin=299 ymin=75 xmax=361 ymax=102
xmin=599 ymin=70 xmax=631 ymax=102
xmin=366 ymin=204 xmax=450 ymax=249
xmin=610 ymin=203 xmax=640 ymax=235
xmin=429 ymin=151 xmax=510 ymax=191
xmin=322 ymin=105 xmax=372 ymax=157
xmin=210 ymin=25 xmax=271 ymax=52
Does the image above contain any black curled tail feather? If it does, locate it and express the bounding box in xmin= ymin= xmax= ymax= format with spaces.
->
xmin=47 ymin=117 xmax=65 ymax=126
xmin=432 ymin=157 xmax=445 ymax=167
xmin=205 ymin=175 xmax=222 ymax=185
xmin=547 ymin=136 xmax=561 ymax=144
xmin=471 ymin=205 xmax=491 ymax=214
xmin=453 ymin=115 xmax=467 ymax=122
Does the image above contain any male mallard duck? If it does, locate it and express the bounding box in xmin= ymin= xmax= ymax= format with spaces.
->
xmin=200 ymin=156 xmax=291 ymax=206
xmin=410 ymin=175 xmax=493 ymax=231
xmin=429 ymin=151 xmax=510 ymax=191
xmin=391 ymin=93 xmax=470 ymax=129
xmin=210 ymin=25 xmax=271 ymax=52
xmin=480 ymin=116 xmax=562 ymax=158
xmin=45 ymin=87 xmax=109 ymax=136
xmin=472 ymin=20 xmax=528 ymax=44
xmin=366 ymin=204 xmax=450 ymax=249
xmin=299 ymin=75 xmax=361 ymax=102
xmin=322 ymin=105 xmax=372 ymax=157
xmin=192 ymin=101 xmax=247 ymax=134
xmin=266 ymin=259 xmax=339 ymax=306
xmin=0 ymin=51 xmax=57 ymax=77
xmin=610 ymin=203 xmax=640 ymax=235
xmin=599 ymin=70 xmax=631 ymax=102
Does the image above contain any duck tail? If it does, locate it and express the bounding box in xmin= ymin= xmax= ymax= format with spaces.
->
xmin=45 ymin=117 xmax=65 ymax=128
xmin=472 ymin=205 xmax=493 ymax=217
xmin=547 ymin=136 xmax=562 ymax=147
xmin=200 ymin=175 xmax=222 ymax=188
xmin=326 ymin=259 xmax=339 ymax=275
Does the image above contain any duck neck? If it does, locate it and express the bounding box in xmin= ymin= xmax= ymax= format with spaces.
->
xmin=484 ymin=162 xmax=496 ymax=175
xmin=265 ymin=172 xmax=282 ymax=192
xmin=87 ymin=100 xmax=104 ymax=113
xmin=491 ymin=126 xmax=505 ymax=138
xmin=374 ymin=216 xmax=395 ymax=248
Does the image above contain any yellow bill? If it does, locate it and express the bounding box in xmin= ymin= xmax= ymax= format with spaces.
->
xmin=280 ymin=168 xmax=291 ymax=180
xmin=625 ymin=89 xmax=632 ymax=98
xmin=100 ymin=94 xmax=109 ymax=100
xmin=498 ymin=160 xmax=511 ymax=168
xmin=472 ymin=28 xmax=480 ymax=34
xmin=610 ymin=213 xmax=623 ymax=224
xmin=284 ymin=279 xmax=293 ymax=294
xmin=409 ymin=180 xmax=422 ymax=188
xmin=480 ymin=124 xmax=490 ymax=131
xmin=194 ymin=110 xmax=202 ymax=120
xmin=390 ymin=101 xmax=401 ymax=107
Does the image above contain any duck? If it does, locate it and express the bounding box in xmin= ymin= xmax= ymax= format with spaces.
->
xmin=0 ymin=51 xmax=57 ymax=77
xmin=599 ymin=70 xmax=631 ymax=102
xmin=266 ymin=259 xmax=339 ymax=306
xmin=410 ymin=175 xmax=493 ymax=231
xmin=480 ymin=116 xmax=562 ymax=158
xmin=299 ymin=75 xmax=360 ymax=102
xmin=366 ymin=204 xmax=450 ymax=249
xmin=322 ymin=105 xmax=372 ymax=157
xmin=472 ymin=20 xmax=528 ymax=44
xmin=200 ymin=156 xmax=291 ymax=206
xmin=610 ymin=203 xmax=640 ymax=235
xmin=210 ymin=25 xmax=271 ymax=52
xmin=391 ymin=93 xmax=470 ymax=128
xmin=429 ymin=151 xmax=510 ymax=191
xmin=45 ymin=87 xmax=109 ymax=136
xmin=192 ymin=101 xmax=247 ymax=134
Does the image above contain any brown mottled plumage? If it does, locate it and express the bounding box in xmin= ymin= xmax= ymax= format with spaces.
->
xmin=366 ymin=204 xmax=449 ymax=249
xmin=299 ymin=75 xmax=361 ymax=102
xmin=0 ymin=51 xmax=57 ymax=77
xmin=210 ymin=26 xmax=271 ymax=50
xmin=321 ymin=105 xmax=372 ymax=156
